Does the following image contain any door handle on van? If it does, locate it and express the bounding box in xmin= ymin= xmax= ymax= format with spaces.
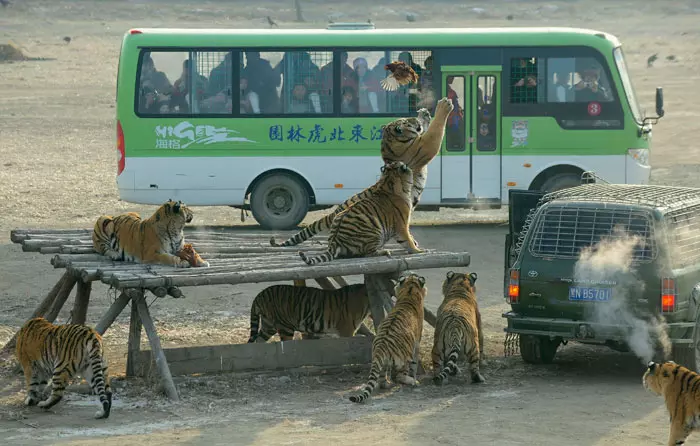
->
xmin=528 ymin=292 xmax=542 ymax=298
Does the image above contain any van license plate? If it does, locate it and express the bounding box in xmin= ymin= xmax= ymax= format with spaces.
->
xmin=568 ymin=286 xmax=612 ymax=302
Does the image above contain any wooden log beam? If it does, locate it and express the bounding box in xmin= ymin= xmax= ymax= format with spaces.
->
xmin=133 ymin=292 xmax=179 ymax=401
xmin=0 ymin=272 xmax=71 ymax=355
xmin=95 ymin=292 xmax=130 ymax=335
xmin=70 ymin=281 xmax=92 ymax=325
xmin=44 ymin=274 xmax=78 ymax=322
xmin=167 ymin=287 xmax=184 ymax=299
xmin=126 ymin=300 xmax=142 ymax=377
xmin=108 ymin=252 xmax=471 ymax=289
xmin=423 ymin=306 xmax=438 ymax=328
xmin=364 ymin=274 xmax=392 ymax=331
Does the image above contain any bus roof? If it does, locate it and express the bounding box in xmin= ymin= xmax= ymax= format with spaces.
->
xmin=123 ymin=27 xmax=621 ymax=50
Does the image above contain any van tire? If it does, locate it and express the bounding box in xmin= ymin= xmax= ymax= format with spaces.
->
xmin=519 ymin=335 xmax=559 ymax=364
xmin=540 ymin=173 xmax=581 ymax=193
xmin=249 ymin=173 xmax=309 ymax=230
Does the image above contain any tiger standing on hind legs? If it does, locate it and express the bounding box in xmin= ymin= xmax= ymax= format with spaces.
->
xmin=269 ymin=96 xmax=453 ymax=249
xmin=15 ymin=318 xmax=112 ymax=419
xmin=349 ymin=272 xmax=426 ymax=403
xmin=643 ymin=361 xmax=700 ymax=445
xmin=298 ymin=161 xmax=420 ymax=266
xmin=431 ymin=271 xmax=486 ymax=385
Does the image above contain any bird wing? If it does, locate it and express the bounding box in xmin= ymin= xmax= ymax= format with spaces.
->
xmin=380 ymin=75 xmax=400 ymax=92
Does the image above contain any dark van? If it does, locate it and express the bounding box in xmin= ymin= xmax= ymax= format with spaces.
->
xmin=503 ymin=183 xmax=700 ymax=370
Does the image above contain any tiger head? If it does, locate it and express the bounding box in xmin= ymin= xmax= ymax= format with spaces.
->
xmin=152 ymin=199 xmax=193 ymax=226
xmin=643 ymin=360 xmax=679 ymax=396
xmin=394 ymin=271 xmax=427 ymax=303
xmin=379 ymin=161 xmax=413 ymax=197
xmin=380 ymin=116 xmax=426 ymax=163
xmin=442 ymin=271 xmax=478 ymax=296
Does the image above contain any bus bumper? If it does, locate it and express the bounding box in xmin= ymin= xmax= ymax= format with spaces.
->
xmin=625 ymin=152 xmax=651 ymax=185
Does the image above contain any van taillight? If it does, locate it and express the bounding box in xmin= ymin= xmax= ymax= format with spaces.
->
xmin=117 ymin=120 xmax=125 ymax=176
xmin=661 ymin=278 xmax=676 ymax=313
xmin=507 ymin=269 xmax=520 ymax=303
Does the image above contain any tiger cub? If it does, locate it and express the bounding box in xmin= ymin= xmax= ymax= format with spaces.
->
xmin=15 ymin=318 xmax=112 ymax=419
xmin=92 ymin=199 xmax=194 ymax=268
xmin=269 ymin=100 xmax=450 ymax=250
xmin=177 ymin=243 xmax=210 ymax=268
xmin=381 ymin=97 xmax=454 ymax=209
xmin=644 ymin=361 xmax=700 ymax=446
xmin=248 ymin=283 xmax=370 ymax=342
xmin=349 ymin=272 xmax=426 ymax=403
xmin=431 ymin=271 xmax=485 ymax=385
xmin=299 ymin=161 xmax=420 ymax=266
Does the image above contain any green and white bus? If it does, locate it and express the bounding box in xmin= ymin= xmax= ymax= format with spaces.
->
xmin=116 ymin=25 xmax=664 ymax=229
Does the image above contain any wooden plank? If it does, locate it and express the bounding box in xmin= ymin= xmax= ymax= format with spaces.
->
xmin=70 ymin=281 xmax=91 ymax=325
xmin=126 ymin=300 xmax=142 ymax=377
xmin=95 ymin=291 xmax=130 ymax=335
xmin=134 ymin=293 xmax=179 ymax=401
xmin=44 ymin=274 xmax=78 ymax=322
xmin=134 ymin=336 xmax=372 ymax=377
xmin=332 ymin=276 xmax=350 ymax=287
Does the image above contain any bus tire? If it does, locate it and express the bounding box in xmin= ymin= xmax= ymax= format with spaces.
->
xmin=249 ymin=173 xmax=309 ymax=230
xmin=540 ymin=172 xmax=581 ymax=193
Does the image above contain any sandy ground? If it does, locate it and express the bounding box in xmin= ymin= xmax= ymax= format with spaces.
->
xmin=1 ymin=0 xmax=699 ymax=444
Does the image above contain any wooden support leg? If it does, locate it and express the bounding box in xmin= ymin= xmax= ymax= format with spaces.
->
xmin=364 ymin=274 xmax=395 ymax=331
xmin=70 ymin=281 xmax=92 ymax=325
xmin=95 ymin=292 xmax=130 ymax=335
xmin=423 ymin=306 xmax=438 ymax=328
xmin=126 ymin=299 xmax=142 ymax=377
xmin=314 ymin=277 xmax=336 ymax=290
xmin=331 ymin=276 xmax=350 ymax=287
xmin=0 ymin=272 xmax=71 ymax=355
xmin=44 ymin=274 xmax=78 ymax=322
xmin=293 ymin=280 xmax=306 ymax=286
xmin=133 ymin=291 xmax=179 ymax=401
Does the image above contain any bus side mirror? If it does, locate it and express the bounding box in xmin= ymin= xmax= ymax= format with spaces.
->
xmin=656 ymin=87 xmax=665 ymax=118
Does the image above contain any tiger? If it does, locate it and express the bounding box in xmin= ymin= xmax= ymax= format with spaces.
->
xmin=91 ymin=199 xmax=193 ymax=268
xmin=15 ymin=317 xmax=112 ymax=419
xmin=643 ymin=361 xmax=700 ymax=446
xmin=381 ymin=96 xmax=454 ymax=209
xmin=431 ymin=271 xmax=486 ymax=385
xmin=176 ymin=242 xmax=210 ymax=268
xmin=269 ymin=97 xmax=452 ymax=249
xmin=299 ymin=161 xmax=420 ymax=266
xmin=349 ymin=272 xmax=426 ymax=403
xmin=247 ymin=283 xmax=370 ymax=342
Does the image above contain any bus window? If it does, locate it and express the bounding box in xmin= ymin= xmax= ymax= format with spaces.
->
xmin=194 ymin=51 xmax=232 ymax=114
xmin=137 ymin=51 xmax=186 ymax=115
xmin=476 ymin=75 xmax=497 ymax=152
xmin=445 ymin=75 xmax=466 ymax=152
xmin=510 ymin=57 xmax=542 ymax=104
xmin=273 ymin=51 xmax=332 ymax=115
xmin=341 ymin=50 xmax=433 ymax=116
xmin=548 ymin=57 xmax=614 ymax=103
xmin=240 ymin=51 xmax=283 ymax=114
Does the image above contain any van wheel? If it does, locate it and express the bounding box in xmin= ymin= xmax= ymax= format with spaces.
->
xmin=519 ymin=335 xmax=560 ymax=364
xmin=540 ymin=173 xmax=582 ymax=193
xmin=250 ymin=173 xmax=309 ymax=230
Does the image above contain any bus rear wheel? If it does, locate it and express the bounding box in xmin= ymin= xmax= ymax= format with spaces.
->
xmin=540 ymin=172 xmax=582 ymax=193
xmin=250 ymin=173 xmax=309 ymax=230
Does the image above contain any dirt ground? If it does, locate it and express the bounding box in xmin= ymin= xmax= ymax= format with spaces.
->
xmin=1 ymin=0 xmax=699 ymax=444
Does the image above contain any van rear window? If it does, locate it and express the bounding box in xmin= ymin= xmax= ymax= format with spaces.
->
xmin=528 ymin=206 xmax=655 ymax=261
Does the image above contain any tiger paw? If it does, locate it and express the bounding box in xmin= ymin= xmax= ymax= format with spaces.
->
xmin=175 ymin=259 xmax=191 ymax=268
xmin=435 ymin=97 xmax=454 ymax=117
xmin=407 ymin=248 xmax=424 ymax=254
xmin=24 ymin=395 xmax=39 ymax=406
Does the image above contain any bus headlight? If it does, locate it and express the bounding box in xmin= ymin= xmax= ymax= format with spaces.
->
xmin=627 ymin=148 xmax=649 ymax=166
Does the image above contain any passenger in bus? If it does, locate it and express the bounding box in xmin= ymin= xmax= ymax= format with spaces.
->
xmin=287 ymin=83 xmax=318 ymax=114
xmin=445 ymin=75 xmax=465 ymax=149
xmin=397 ymin=51 xmax=422 ymax=111
xmin=549 ymin=71 xmax=573 ymax=103
xmin=171 ymin=59 xmax=208 ymax=113
xmin=372 ymin=56 xmax=388 ymax=111
xmin=574 ymin=66 xmax=611 ymax=102
xmin=341 ymin=86 xmax=358 ymax=114
xmin=320 ymin=51 xmax=357 ymax=111
xmin=239 ymin=76 xmax=261 ymax=114
xmin=139 ymin=81 xmax=170 ymax=114
xmin=243 ymin=51 xmax=282 ymax=113
xmin=511 ymin=57 xmax=538 ymax=103
xmin=206 ymin=52 xmax=233 ymax=99
xmin=418 ymin=55 xmax=436 ymax=110
xmin=352 ymin=57 xmax=380 ymax=113
xmin=276 ymin=52 xmax=322 ymax=114
xmin=140 ymin=55 xmax=174 ymax=97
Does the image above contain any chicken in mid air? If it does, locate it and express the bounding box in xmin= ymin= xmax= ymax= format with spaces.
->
xmin=380 ymin=61 xmax=419 ymax=92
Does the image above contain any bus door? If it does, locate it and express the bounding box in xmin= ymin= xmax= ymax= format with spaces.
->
xmin=440 ymin=67 xmax=502 ymax=203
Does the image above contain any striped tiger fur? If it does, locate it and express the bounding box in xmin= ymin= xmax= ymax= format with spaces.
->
xmin=644 ymin=361 xmax=700 ymax=445
xmin=269 ymin=100 xmax=450 ymax=250
xmin=431 ymin=271 xmax=485 ymax=385
xmin=91 ymin=199 xmax=195 ymax=268
xmin=248 ymin=283 xmax=370 ymax=342
xmin=299 ymin=161 xmax=420 ymax=266
xmin=381 ymin=97 xmax=454 ymax=209
xmin=15 ymin=317 xmax=112 ymax=419
xmin=349 ymin=272 xmax=426 ymax=403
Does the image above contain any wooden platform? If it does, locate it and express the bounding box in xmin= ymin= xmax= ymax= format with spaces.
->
xmin=4 ymin=226 xmax=471 ymax=401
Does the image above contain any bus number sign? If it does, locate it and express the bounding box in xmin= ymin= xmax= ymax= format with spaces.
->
xmin=587 ymin=101 xmax=602 ymax=116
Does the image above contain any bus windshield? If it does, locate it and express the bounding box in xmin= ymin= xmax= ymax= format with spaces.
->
xmin=613 ymin=47 xmax=643 ymax=123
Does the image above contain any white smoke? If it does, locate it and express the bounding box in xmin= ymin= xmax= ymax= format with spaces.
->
xmin=574 ymin=226 xmax=670 ymax=364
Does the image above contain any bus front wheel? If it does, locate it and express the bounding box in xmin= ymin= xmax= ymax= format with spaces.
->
xmin=250 ymin=173 xmax=309 ymax=230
